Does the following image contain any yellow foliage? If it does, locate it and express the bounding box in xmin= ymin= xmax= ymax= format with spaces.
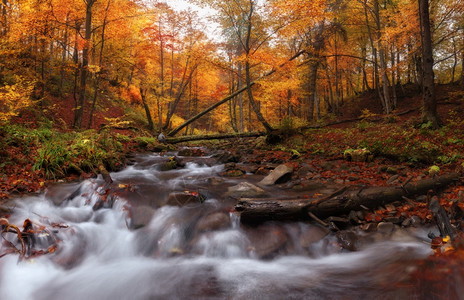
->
xmin=360 ymin=109 xmax=377 ymax=119
xmin=0 ymin=76 xmax=36 ymax=121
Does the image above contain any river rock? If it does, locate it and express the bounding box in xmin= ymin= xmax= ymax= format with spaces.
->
xmin=222 ymin=169 xmax=244 ymax=177
xmin=207 ymin=177 xmax=225 ymax=185
xmin=167 ymin=191 xmax=205 ymax=206
xmin=377 ymin=222 xmax=395 ymax=235
xmin=196 ymin=212 xmax=231 ymax=232
xmin=225 ymin=182 xmax=266 ymax=198
xmin=258 ymin=164 xmax=294 ymax=186
xmin=245 ymin=224 xmax=288 ymax=258
xmin=212 ymin=151 xmax=239 ymax=163
xmin=299 ymin=225 xmax=330 ymax=247
xmin=130 ymin=205 xmax=156 ymax=229
xmin=336 ymin=230 xmax=358 ymax=251
xmin=160 ymin=156 xmax=184 ymax=171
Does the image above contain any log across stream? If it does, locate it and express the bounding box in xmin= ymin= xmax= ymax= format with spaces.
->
xmin=0 ymin=151 xmax=460 ymax=299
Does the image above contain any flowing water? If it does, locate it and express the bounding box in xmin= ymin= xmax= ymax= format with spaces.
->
xmin=0 ymin=152 xmax=440 ymax=299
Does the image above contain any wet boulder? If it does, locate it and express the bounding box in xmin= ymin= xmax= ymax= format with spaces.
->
xmin=245 ymin=224 xmax=288 ymax=258
xmin=166 ymin=191 xmax=205 ymax=206
xmin=160 ymin=156 xmax=185 ymax=171
xmin=336 ymin=230 xmax=358 ymax=251
xmin=195 ymin=212 xmax=231 ymax=232
xmin=258 ymin=164 xmax=294 ymax=186
xmin=130 ymin=205 xmax=156 ymax=229
xmin=222 ymin=162 xmax=244 ymax=177
xmin=299 ymin=225 xmax=330 ymax=248
xmin=207 ymin=177 xmax=225 ymax=186
xmin=225 ymin=182 xmax=266 ymax=198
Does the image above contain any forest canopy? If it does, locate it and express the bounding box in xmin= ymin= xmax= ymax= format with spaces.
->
xmin=0 ymin=0 xmax=463 ymax=133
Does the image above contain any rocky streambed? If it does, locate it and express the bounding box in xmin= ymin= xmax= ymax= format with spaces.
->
xmin=0 ymin=148 xmax=460 ymax=299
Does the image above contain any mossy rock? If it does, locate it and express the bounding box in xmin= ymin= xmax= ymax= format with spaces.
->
xmin=344 ymin=148 xmax=373 ymax=162
xmin=222 ymin=169 xmax=244 ymax=177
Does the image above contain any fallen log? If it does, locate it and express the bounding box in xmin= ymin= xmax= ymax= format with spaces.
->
xmin=235 ymin=173 xmax=461 ymax=224
xmin=304 ymin=107 xmax=420 ymax=129
xmin=165 ymin=132 xmax=263 ymax=144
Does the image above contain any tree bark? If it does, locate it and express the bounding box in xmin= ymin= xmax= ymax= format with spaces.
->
xmin=419 ymin=0 xmax=442 ymax=128
xmin=244 ymin=0 xmax=273 ymax=133
xmin=140 ymin=87 xmax=154 ymax=131
xmin=166 ymin=132 xmax=263 ymax=144
xmin=235 ymin=173 xmax=460 ymax=223
xmin=74 ymin=0 xmax=96 ymax=129
xmin=88 ymin=0 xmax=111 ymax=129
xmin=163 ymin=61 xmax=197 ymax=130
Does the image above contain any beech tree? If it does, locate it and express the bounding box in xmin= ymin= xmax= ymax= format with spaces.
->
xmin=418 ymin=0 xmax=442 ymax=128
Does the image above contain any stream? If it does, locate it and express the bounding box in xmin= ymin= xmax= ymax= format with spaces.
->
xmin=0 ymin=151 xmax=445 ymax=299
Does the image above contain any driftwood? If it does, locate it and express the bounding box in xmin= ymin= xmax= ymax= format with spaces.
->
xmin=165 ymin=132 xmax=264 ymax=144
xmin=235 ymin=173 xmax=461 ymax=224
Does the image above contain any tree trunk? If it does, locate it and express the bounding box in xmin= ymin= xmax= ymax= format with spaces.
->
xmin=140 ymin=88 xmax=154 ymax=131
xmin=235 ymin=173 xmax=460 ymax=224
xmin=374 ymin=0 xmax=391 ymax=114
xmin=74 ymin=0 xmax=95 ymax=129
xmin=59 ymin=14 xmax=70 ymax=98
xmin=418 ymin=0 xmax=442 ymax=128
xmin=243 ymin=1 xmax=273 ymax=133
xmin=391 ymin=45 xmax=397 ymax=109
xmin=364 ymin=0 xmax=382 ymax=107
xmin=72 ymin=22 xmax=81 ymax=117
xmin=163 ymin=61 xmax=197 ymax=130
xmin=88 ymin=0 xmax=111 ymax=129
xmin=451 ymin=38 xmax=457 ymax=83
xmin=166 ymin=132 xmax=263 ymax=144
xmin=238 ymin=61 xmax=244 ymax=133
xmin=1 ymin=0 xmax=7 ymax=36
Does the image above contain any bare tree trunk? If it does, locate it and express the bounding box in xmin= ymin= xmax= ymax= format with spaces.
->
xmin=59 ymin=14 xmax=70 ymax=98
xmin=72 ymin=22 xmax=81 ymax=118
xmin=391 ymin=45 xmax=397 ymax=109
xmin=461 ymin=31 xmax=464 ymax=87
xmin=238 ymin=61 xmax=244 ymax=133
xmin=163 ymin=61 xmax=197 ymax=130
xmin=374 ymin=0 xmax=391 ymax=114
xmin=74 ymin=0 xmax=96 ymax=129
xmin=1 ymin=0 xmax=7 ymax=36
xmin=140 ymin=88 xmax=154 ymax=131
xmin=243 ymin=0 xmax=273 ymax=133
xmin=363 ymin=0 xmax=382 ymax=107
xmin=451 ymin=38 xmax=457 ymax=83
xmin=418 ymin=0 xmax=442 ymax=128
xmin=88 ymin=0 xmax=111 ymax=129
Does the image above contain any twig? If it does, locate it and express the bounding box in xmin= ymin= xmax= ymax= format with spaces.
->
xmin=307 ymin=211 xmax=328 ymax=227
